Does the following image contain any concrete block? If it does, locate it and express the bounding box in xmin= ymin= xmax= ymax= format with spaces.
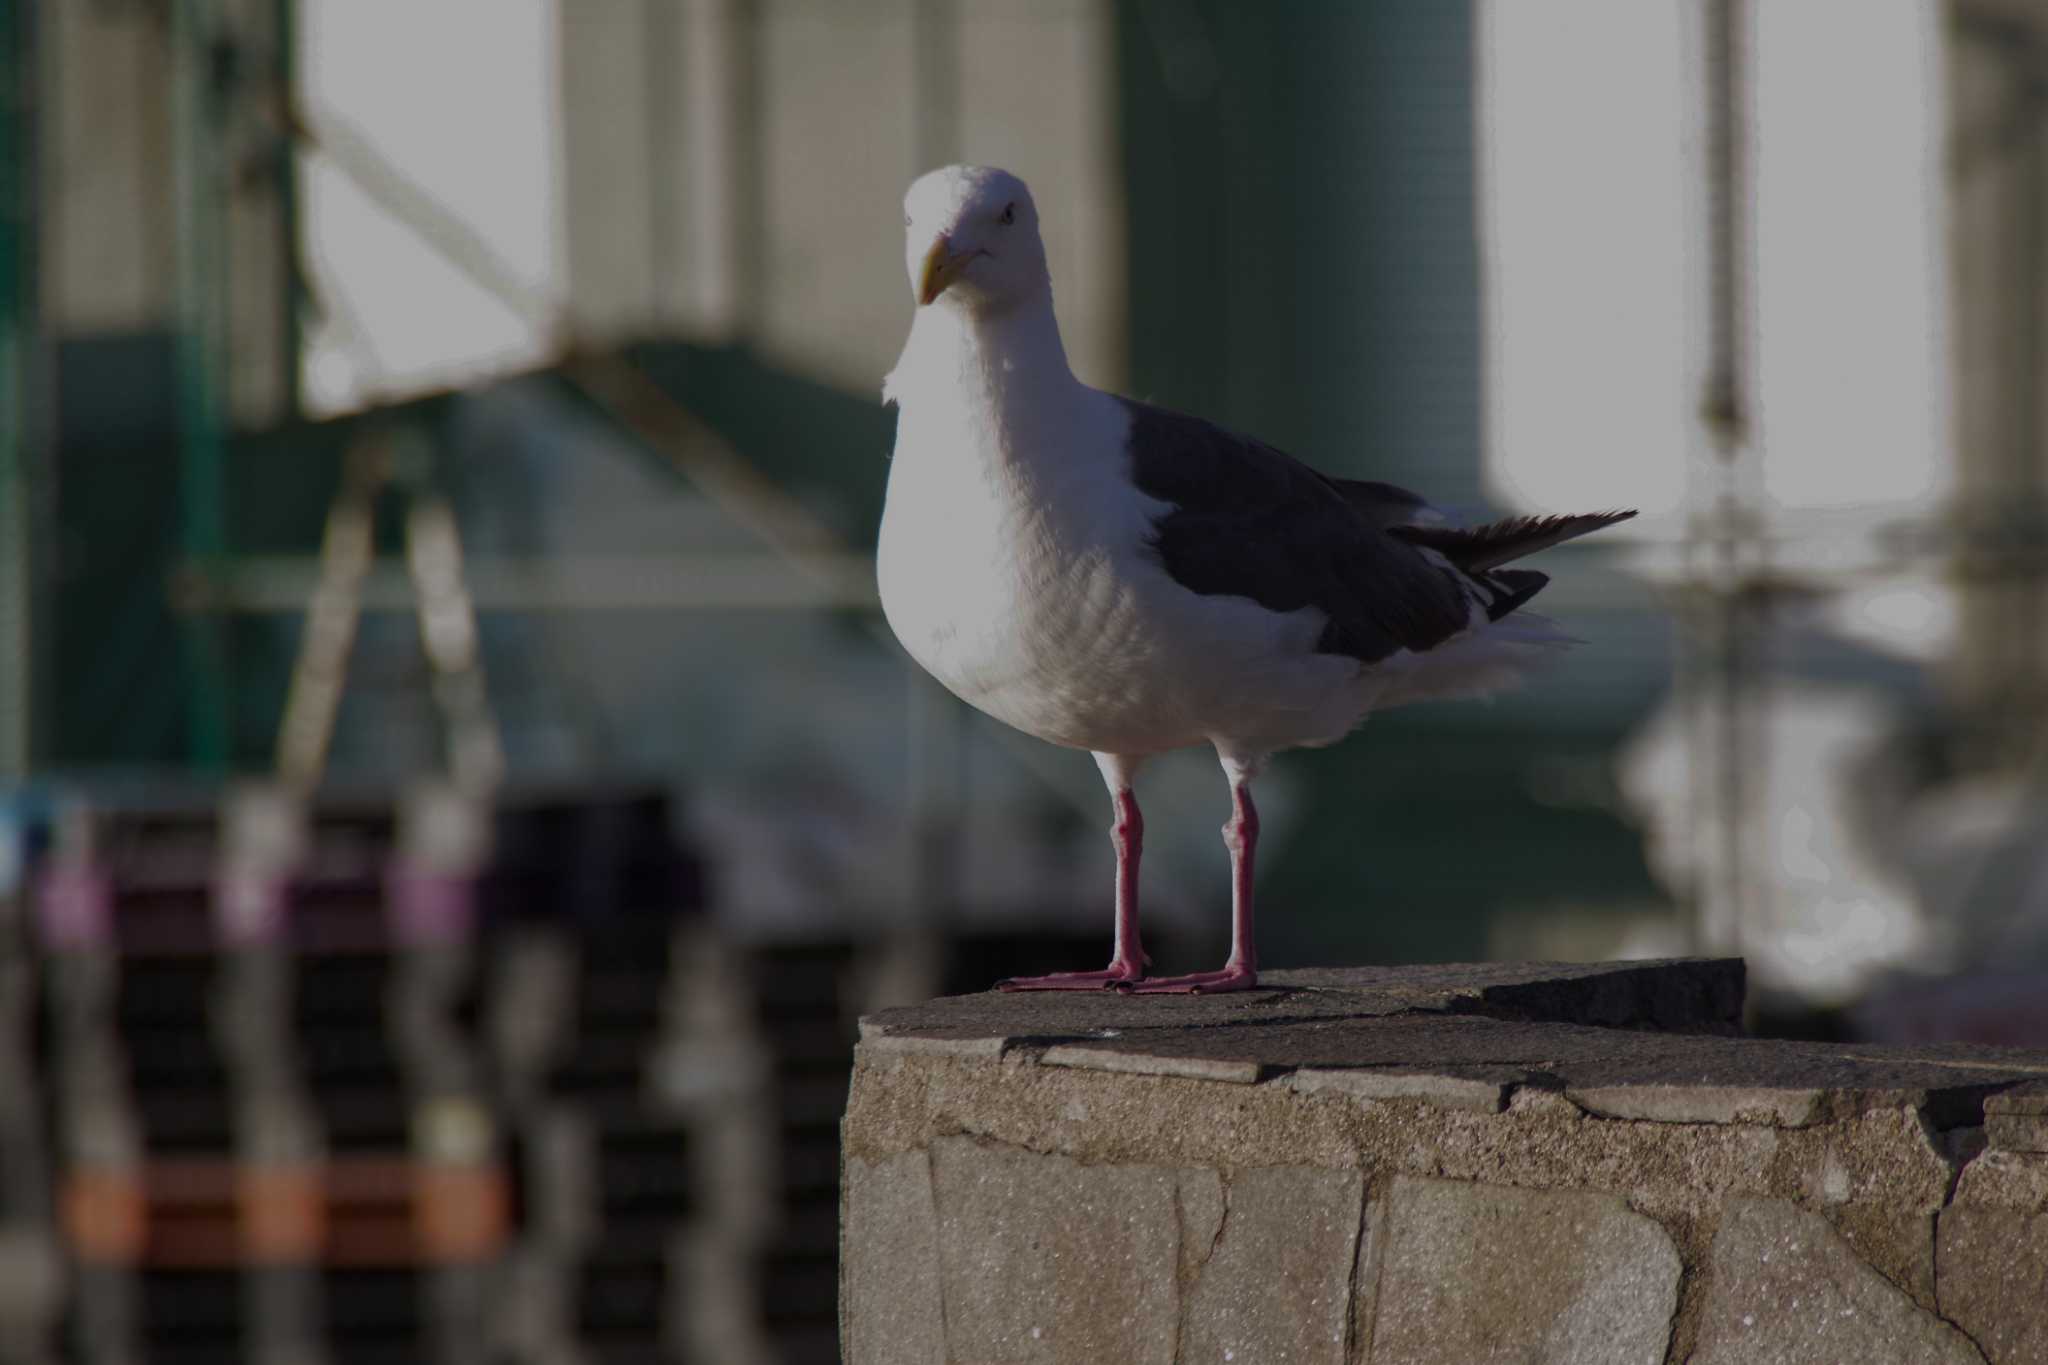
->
xmin=840 ymin=1150 xmax=946 ymax=1365
xmin=1973 ymin=1079 xmax=2048 ymax=1153
xmin=1952 ymin=1149 xmax=2048 ymax=1210
xmin=858 ymin=1029 xmax=1013 ymax=1061
xmin=1567 ymin=1083 xmax=1823 ymax=1127
xmin=927 ymin=1137 xmax=1181 ymax=1364
xmin=1286 ymin=1066 xmax=1510 ymax=1113
xmin=1986 ymin=1081 xmax=2048 ymax=1115
xmin=1937 ymin=1203 xmax=2048 ymax=1365
xmin=1176 ymin=1167 xmax=1226 ymax=1289
xmin=1182 ymin=1166 xmax=1363 ymax=1365
xmin=843 ymin=963 xmax=2048 ymax=1361
xmin=1040 ymin=1043 xmax=1266 ymax=1084
xmin=1987 ymin=1114 xmax=2048 ymax=1153
xmin=1367 ymin=1176 xmax=1680 ymax=1365
xmin=1693 ymin=1198 xmax=1980 ymax=1364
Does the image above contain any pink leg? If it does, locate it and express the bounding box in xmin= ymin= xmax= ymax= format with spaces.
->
xmin=1126 ymin=781 xmax=1260 ymax=994
xmin=998 ymin=788 xmax=1150 ymax=990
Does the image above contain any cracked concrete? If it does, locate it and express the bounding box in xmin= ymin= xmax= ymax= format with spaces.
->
xmin=841 ymin=961 xmax=2048 ymax=1364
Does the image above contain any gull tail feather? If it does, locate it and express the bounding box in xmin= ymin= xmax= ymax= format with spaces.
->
xmin=1391 ymin=508 xmax=1637 ymax=574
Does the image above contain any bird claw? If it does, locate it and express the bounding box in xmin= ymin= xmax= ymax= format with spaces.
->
xmin=996 ymin=965 xmax=1145 ymax=992
xmin=1118 ymin=966 xmax=1259 ymax=995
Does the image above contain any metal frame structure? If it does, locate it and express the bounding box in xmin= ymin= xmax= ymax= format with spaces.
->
xmin=0 ymin=0 xmax=35 ymax=778
xmin=172 ymin=0 xmax=233 ymax=774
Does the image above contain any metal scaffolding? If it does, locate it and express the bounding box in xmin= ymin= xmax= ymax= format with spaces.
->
xmin=0 ymin=0 xmax=33 ymax=778
xmin=172 ymin=0 xmax=232 ymax=773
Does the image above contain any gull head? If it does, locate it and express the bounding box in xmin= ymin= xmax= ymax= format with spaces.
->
xmin=902 ymin=165 xmax=1048 ymax=313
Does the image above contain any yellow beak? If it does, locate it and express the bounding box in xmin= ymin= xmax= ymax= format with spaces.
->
xmin=917 ymin=237 xmax=977 ymax=306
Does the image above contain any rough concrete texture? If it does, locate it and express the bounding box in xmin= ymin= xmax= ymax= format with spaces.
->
xmin=1937 ymin=1204 xmax=2048 ymax=1365
xmin=843 ymin=961 xmax=2048 ymax=1364
xmin=1368 ymin=1176 xmax=1680 ymax=1365
xmin=1181 ymin=1165 xmax=1361 ymax=1364
xmin=927 ymin=1137 xmax=1183 ymax=1362
xmin=1985 ymin=1080 xmax=2048 ymax=1153
xmin=840 ymin=1149 xmax=945 ymax=1365
xmin=1694 ymin=1199 xmax=1981 ymax=1364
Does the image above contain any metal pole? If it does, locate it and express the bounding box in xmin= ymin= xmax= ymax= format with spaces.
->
xmin=173 ymin=0 xmax=231 ymax=772
xmin=0 ymin=0 xmax=32 ymax=777
xmin=1683 ymin=0 xmax=1761 ymax=959
xmin=274 ymin=0 xmax=302 ymax=419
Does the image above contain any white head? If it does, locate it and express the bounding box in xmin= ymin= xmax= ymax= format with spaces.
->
xmin=901 ymin=165 xmax=1049 ymax=315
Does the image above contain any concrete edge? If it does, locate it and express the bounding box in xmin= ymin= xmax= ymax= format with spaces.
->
xmin=1285 ymin=1067 xmax=1510 ymax=1113
xmin=1566 ymin=1083 xmax=1827 ymax=1128
xmin=1038 ymin=1044 xmax=1269 ymax=1085
xmin=1986 ymin=1114 xmax=2048 ymax=1154
xmin=857 ymin=1032 xmax=1015 ymax=1061
xmin=1986 ymin=1080 xmax=2048 ymax=1116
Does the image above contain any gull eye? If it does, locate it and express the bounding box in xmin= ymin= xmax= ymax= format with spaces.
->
xmin=904 ymin=213 xmax=912 ymax=227
xmin=999 ymin=202 xmax=1016 ymax=226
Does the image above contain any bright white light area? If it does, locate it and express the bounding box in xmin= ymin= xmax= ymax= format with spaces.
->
xmin=1477 ymin=0 xmax=1952 ymax=519
xmin=299 ymin=0 xmax=562 ymax=415
xmin=1476 ymin=0 xmax=1691 ymax=517
xmin=1750 ymin=0 xmax=1951 ymax=510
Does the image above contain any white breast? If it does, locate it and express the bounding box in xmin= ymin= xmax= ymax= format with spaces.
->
xmin=878 ymin=388 xmax=1364 ymax=757
xmin=879 ymin=388 xmax=1144 ymax=740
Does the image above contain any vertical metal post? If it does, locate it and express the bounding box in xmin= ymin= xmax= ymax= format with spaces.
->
xmin=1686 ymin=0 xmax=1764 ymax=959
xmin=0 ymin=0 xmax=32 ymax=777
xmin=730 ymin=0 xmax=763 ymax=338
xmin=681 ymin=0 xmax=760 ymax=339
xmin=274 ymin=0 xmax=302 ymax=418
xmin=173 ymin=0 xmax=231 ymax=772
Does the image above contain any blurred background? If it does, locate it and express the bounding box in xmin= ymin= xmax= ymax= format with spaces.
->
xmin=1 ymin=0 xmax=2045 ymax=1360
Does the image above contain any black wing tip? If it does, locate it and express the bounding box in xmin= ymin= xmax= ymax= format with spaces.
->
xmin=1388 ymin=506 xmax=1637 ymax=573
xmin=1484 ymin=566 xmax=1550 ymax=620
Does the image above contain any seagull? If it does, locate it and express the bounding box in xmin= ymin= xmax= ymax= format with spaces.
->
xmin=877 ymin=165 xmax=1634 ymax=994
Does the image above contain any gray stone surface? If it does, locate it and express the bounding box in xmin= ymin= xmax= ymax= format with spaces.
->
xmin=1285 ymin=1064 xmax=1514 ymax=1113
xmin=1181 ymin=1166 xmax=1363 ymax=1365
xmin=927 ymin=1137 xmax=1182 ymax=1364
xmin=1040 ymin=1042 xmax=1267 ymax=1084
xmin=860 ymin=964 xmax=2048 ymax=1121
xmin=840 ymin=1150 xmax=946 ymax=1365
xmin=862 ymin=959 xmax=1744 ymax=1046
xmin=1938 ymin=1203 xmax=2048 ymax=1365
xmin=1366 ymin=1176 xmax=1679 ymax=1365
xmin=1989 ymin=1081 xmax=2048 ymax=1113
xmin=1693 ymin=1198 xmax=1982 ymax=1365
xmin=1988 ymin=1113 xmax=2048 ymax=1152
xmin=1567 ymin=1082 xmax=1824 ymax=1127
xmin=1985 ymin=1079 xmax=2048 ymax=1151
xmin=1952 ymin=1148 xmax=2048 ymax=1209
xmin=842 ymin=963 xmax=2048 ymax=1363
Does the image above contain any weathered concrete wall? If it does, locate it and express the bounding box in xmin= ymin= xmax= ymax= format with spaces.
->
xmin=841 ymin=961 xmax=2048 ymax=1364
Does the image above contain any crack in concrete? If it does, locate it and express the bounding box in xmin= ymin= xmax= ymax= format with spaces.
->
xmin=1928 ymin=1204 xmax=1995 ymax=1365
xmin=1945 ymin=1305 xmax=1996 ymax=1365
xmin=1206 ymin=1173 xmax=1231 ymax=1269
xmin=921 ymin=1148 xmax=954 ymax=1357
xmin=1341 ymin=1182 xmax=1370 ymax=1364
xmin=1170 ymin=1178 xmax=1186 ymax=1365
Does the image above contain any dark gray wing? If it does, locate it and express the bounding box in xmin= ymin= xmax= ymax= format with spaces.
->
xmin=1320 ymin=476 xmax=1437 ymax=529
xmin=1117 ymin=398 xmax=1476 ymax=664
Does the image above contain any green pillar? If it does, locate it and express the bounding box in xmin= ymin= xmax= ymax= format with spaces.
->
xmin=174 ymin=0 xmax=230 ymax=772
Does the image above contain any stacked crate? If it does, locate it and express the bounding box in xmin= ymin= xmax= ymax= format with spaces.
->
xmin=9 ymin=783 xmax=723 ymax=1365
xmin=488 ymin=791 xmax=709 ymax=1365
xmin=0 ymin=783 xmax=1144 ymax=1364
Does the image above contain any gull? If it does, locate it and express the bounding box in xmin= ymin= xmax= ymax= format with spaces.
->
xmin=877 ymin=165 xmax=1633 ymax=993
